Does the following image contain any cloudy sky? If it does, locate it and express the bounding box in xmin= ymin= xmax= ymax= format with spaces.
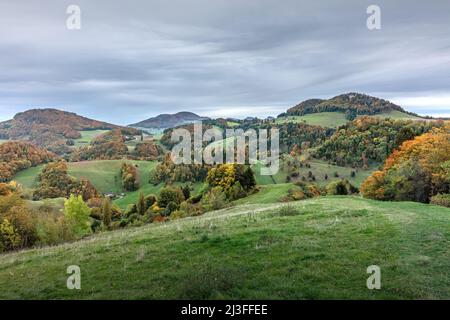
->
xmin=1 ymin=0 xmax=450 ymax=124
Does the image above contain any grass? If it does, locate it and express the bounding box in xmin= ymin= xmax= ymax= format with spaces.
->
xmin=67 ymin=160 xmax=157 ymax=194
xmin=276 ymin=111 xmax=423 ymax=128
xmin=369 ymin=110 xmax=422 ymax=121
xmin=233 ymin=183 xmax=294 ymax=205
xmin=253 ymin=158 xmax=376 ymax=188
xmin=13 ymin=165 xmax=45 ymax=189
xmin=0 ymin=139 xmax=9 ymax=144
xmin=276 ymin=112 xmax=349 ymax=128
xmin=0 ymin=196 xmax=449 ymax=299
xmin=13 ymin=160 xmax=160 ymax=210
xmin=72 ymin=130 xmax=110 ymax=147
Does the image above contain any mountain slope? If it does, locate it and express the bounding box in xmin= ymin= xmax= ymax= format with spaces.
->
xmin=1 ymin=196 xmax=449 ymax=299
xmin=0 ymin=109 xmax=137 ymax=153
xmin=283 ymin=93 xmax=419 ymax=117
xmin=129 ymin=111 xmax=209 ymax=129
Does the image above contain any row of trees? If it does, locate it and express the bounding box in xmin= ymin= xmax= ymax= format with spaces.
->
xmin=33 ymin=161 xmax=98 ymax=201
xmin=0 ymin=141 xmax=55 ymax=182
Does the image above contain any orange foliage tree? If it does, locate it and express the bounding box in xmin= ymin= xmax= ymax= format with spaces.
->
xmin=361 ymin=125 xmax=450 ymax=202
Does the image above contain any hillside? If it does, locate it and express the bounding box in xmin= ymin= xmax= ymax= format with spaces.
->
xmin=0 ymin=109 xmax=134 ymax=154
xmin=282 ymin=93 xmax=419 ymax=118
xmin=0 ymin=197 xmax=449 ymax=299
xmin=129 ymin=111 xmax=209 ymax=129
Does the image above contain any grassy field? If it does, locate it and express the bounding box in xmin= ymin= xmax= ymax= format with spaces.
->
xmin=233 ymin=183 xmax=294 ymax=205
xmin=13 ymin=165 xmax=45 ymax=188
xmin=0 ymin=196 xmax=449 ymax=299
xmin=276 ymin=112 xmax=348 ymax=128
xmin=253 ymin=158 xmax=376 ymax=188
xmin=369 ymin=110 xmax=422 ymax=120
xmin=73 ymin=130 xmax=110 ymax=147
xmin=275 ymin=111 xmax=423 ymax=128
xmin=13 ymin=160 xmax=161 ymax=210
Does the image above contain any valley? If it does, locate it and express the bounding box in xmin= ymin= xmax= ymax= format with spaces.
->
xmin=1 ymin=92 xmax=450 ymax=300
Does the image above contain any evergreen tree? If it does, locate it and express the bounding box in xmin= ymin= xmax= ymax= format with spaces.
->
xmin=102 ymin=197 xmax=112 ymax=229
xmin=136 ymin=192 xmax=146 ymax=215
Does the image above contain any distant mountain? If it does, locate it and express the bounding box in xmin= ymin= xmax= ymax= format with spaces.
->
xmin=129 ymin=111 xmax=209 ymax=129
xmin=0 ymin=108 xmax=137 ymax=153
xmin=282 ymin=93 xmax=416 ymax=117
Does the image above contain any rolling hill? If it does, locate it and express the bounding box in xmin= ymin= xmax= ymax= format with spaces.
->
xmin=129 ymin=111 xmax=209 ymax=130
xmin=0 ymin=196 xmax=449 ymax=299
xmin=281 ymin=93 xmax=421 ymax=119
xmin=0 ymin=109 xmax=138 ymax=153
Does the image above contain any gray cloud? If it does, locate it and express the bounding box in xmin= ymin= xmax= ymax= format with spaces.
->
xmin=1 ymin=0 xmax=450 ymax=124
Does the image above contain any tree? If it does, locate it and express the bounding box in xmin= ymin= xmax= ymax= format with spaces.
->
xmin=136 ymin=192 xmax=147 ymax=215
xmin=361 ymin=127 xmax=450 ymax=203
xmin=64 ymin=194 xmax=92 ymax=238
xmin=0 ymin=218 xmax=22 ymax=252
xmin=158 ymin=187 xmax=183 ymax=208
xmin=102 ymin=197 xmax=112 ymax=229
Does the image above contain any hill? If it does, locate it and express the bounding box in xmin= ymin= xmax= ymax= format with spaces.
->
xmin=282 ymin=93 xmax=420 ymax=119
xmin=129 ymin=111 xmax=209 ymax=129
xmin=0 ymin=109 xmax=135 ymax=154
xmin=0 ymin=196 xmax=449 ymax=299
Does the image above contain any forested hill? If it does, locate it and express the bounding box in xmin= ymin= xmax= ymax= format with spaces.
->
xmin=0 ymin=108 xmax=140 ymax=153
xmin=282 ymin=93 xmax=417 ymax=117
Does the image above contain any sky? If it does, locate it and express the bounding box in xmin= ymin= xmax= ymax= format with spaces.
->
xmin=1 ymin=0 xmax=450 ymax=125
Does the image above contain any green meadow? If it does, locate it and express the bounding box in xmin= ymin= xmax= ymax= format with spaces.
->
xmin=1 ymin=196 xmax=449 ymax=299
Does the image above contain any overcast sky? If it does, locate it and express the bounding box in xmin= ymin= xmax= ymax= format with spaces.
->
xmin=1 ymin=0 xmax=450 ymax=124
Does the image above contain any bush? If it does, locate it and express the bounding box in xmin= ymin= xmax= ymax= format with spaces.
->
xmin=162 ymin=201 xmax=178 ymax=216
xmin=158 ymin=187 xmax=184 ymax=208
xmin=430 ymin=194 xmax=450 ymax=208
xmin=278 ymin=204 xmax=300 ymax=216
xmin=145 ymin=194 xmax=157 ymax=208
xmin=64 ymin=194 xmax=92 ymax=238
xmin=326 ymin=179 xmax=359 ymax=196
xmin=121 ymin=162 xmax=139 ymax=191
xmin=0 ymin=218 xmax=22 ymax=252
xmin=201 ymin=187 xmax=227 ymax=211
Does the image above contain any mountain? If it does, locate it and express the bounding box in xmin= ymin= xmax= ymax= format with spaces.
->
xmin=129 ymin=111 xmax=209 ymax=129
xmin=282 ymin=93 xmax=415 ymax=117
xmin=0 ymin=108 xmax=138 ymax=152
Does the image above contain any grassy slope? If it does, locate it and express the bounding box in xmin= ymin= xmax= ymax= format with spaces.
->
xmin=276 ymin=110 xmax=422 ymax=128
xmin=13 ymin=160 xmax=161 ymax=210
xmin=72 ymin=130 xmax=110 ymax=147
xmin=253 ymin=159 xmax=375 ymax=188
xmin=0 ymin=196 xmax=449 ymax=299
xmin=276 ymin=112 xmax=348 ymax=128
xmin=369 ymin=110 xmax=422 ymax=120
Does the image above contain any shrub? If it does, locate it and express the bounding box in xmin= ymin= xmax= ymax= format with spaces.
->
xmin=136 ymin=192 xmax=147 ymax=215
xmin=430 ymin=194 xmax=450 ymax=208
xmin=0 ymin=218 xmax=22 ymax=252
xmin=102 ymin=197 xmax=112 ymax=229
xmin=144 ymin=194 xmax=157 ymax=208
xmin=279 ymin=204 xmax=300 ymax=216
xmin=121 ymin=162 xmax=139 ymax=191
xmin=158 ymin=187 xmax=184 ymax=208
xmin=64 ymin=194 xmax=92 ymax=238
xmin=162 ymin=201 xmax=178 ymax=216
xmin=326 ymin=179 xmax=359 ymax=195
xmin=201 ymin=187 xmax=227 ymax=211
